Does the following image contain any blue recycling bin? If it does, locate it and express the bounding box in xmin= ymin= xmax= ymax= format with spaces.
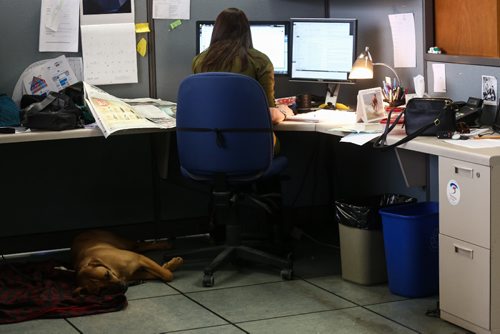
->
xmin=379 ymin=201 xmax=439 ymax=298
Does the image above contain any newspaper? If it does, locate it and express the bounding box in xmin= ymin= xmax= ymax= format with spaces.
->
xmin=83 ymin=82 xmax=176 ymax=137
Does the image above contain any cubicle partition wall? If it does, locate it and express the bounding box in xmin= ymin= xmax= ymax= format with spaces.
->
xmin=0 ymin=0 xmax=327 ymax=253
xmin=328 ymin=0 xmax=425 ymax=106
xmin=0 ymin=0 xmax=441 ymax=253
xmin=0 ymin=0 xmax=151 ymax=98
xmin=153 ymin=0 xmax=326 ymax=102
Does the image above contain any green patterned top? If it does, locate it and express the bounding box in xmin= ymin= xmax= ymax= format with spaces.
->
xmin=192 ymin=48 xmax=276 ymax=107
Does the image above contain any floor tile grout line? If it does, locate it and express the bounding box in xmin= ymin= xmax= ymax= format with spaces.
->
xmin=163 ymin=282 xmax=250 ymax=334
xmin=64 ymin=318 xmax=83 ymax=334
xmin=161 ymin=323 xmax=246 ymax=334
xmin=233 ymin=307 xmax=359 ymax=325
xmin=301 ymin=278 xmax=421 ymax=333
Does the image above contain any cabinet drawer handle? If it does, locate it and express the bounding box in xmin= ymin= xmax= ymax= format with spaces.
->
xmin=454 ymin=244 xmax=474 ymax=258
xmin=454 ymin=166 xmax=474 ymax=178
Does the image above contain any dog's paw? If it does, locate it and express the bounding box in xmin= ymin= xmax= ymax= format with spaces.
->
xmin=163 ymin=257 xmax=183 ymax=271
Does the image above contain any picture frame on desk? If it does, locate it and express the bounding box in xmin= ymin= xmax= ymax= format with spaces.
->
xmin=356 ymin=87 xmax=386 ymax=123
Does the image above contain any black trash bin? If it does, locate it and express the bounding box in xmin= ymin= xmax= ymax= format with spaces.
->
xmin=335 ymin=194 xmax=416 ymax=285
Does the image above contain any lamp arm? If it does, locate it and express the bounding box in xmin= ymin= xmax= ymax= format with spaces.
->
xmin=373 ymin=62 xmax=401 ymax=86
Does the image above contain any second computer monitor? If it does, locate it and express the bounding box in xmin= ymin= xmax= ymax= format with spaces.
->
xmin=196 ymin=21 xmax=289 ymax=75
xmin=290 ymin=18 xmax=357 ymax=83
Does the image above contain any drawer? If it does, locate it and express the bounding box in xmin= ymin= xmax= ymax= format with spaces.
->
xmin=439 ymin=156 xmax=490 ymax=248
xmin=439 ymin=234 xmax=490 ymax=329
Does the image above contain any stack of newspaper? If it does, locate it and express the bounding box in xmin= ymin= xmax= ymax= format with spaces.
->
xmin=83 ymin=82 xmax=176 ymax=138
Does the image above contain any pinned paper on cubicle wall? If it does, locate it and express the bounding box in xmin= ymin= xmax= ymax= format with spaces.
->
xmin=135 ymin=23 xmax=151 ymax=33
xmin=388 ymin=13 xmax=416 ymax=68
xmin=81 ymin=23 xmax=138 ymax=85
xmin=432 ymin=63 xmax=446 ymax=93
xmin=22 ymin=55 xmax=78 ymax=96
xmin=79 ymin=0 xmax=138 ymax=85
xmin=169 ymin=19 xmax=182 ymax=31
xmin=482 ymin=75 xmax=497 ymax=106
xmin=137 ymin=37 xmax=147 ymax=57
xmin=153 ymin=0 xmax=190 ymax=20
xmin=39 ymin=0 xmax=79 ymax=52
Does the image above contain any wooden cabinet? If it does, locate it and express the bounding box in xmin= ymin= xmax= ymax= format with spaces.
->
xmin=434 ymin=0 xmax=500 ymax=58
xmin=424 ymin=0 xmax=500 ymax=66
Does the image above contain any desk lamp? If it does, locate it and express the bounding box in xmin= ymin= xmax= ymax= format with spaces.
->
xmin=349 ymin=46 xmax=401 ymax=86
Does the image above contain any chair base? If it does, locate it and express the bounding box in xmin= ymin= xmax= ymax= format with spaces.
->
xmin=202 ymin=244 xmax=293 ymax=287
xmin=164 ymin=242 xmax=293 ymax=287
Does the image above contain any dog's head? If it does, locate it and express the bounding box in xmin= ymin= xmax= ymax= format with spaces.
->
xmin=73 ymin=258 xmax=127 ymax=296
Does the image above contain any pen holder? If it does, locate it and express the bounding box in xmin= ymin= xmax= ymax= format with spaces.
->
xmin=382 ymin=106 xmax=405 ymax=125
xmin=388 ymin=99 xmax=405 ymax=108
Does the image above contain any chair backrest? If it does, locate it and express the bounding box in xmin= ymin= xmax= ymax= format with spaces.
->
xmin=176 ymin=72 xmax=274 ymax=182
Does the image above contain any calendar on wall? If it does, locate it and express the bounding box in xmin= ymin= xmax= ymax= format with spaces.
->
xmin=79 ymin=0 xmax=138 ymax=85
xmin=81 ymin=23 xmax=137 ymax=85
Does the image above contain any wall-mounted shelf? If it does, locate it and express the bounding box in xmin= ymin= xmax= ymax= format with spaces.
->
xmin=424 ymin=54 xmax=500 ymax=67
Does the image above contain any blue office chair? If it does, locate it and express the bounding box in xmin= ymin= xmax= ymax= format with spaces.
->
xmin=175 ymin=72 xmax=293 ymax=287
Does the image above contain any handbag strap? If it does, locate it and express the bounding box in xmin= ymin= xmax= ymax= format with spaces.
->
xmin=373 ymin=104 xmax=448 ymax=150
xmin=22 ymin=94 xmax=57 ymax=114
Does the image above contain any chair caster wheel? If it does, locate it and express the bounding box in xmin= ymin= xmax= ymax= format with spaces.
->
xmin=202 ymin=273 xmax=214 ymax=287
xmin=280 ymin=268 xmax=293 ymax=280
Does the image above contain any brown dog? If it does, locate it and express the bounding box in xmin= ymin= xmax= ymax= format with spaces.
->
xmin=72 ymin=230 xmax=183 ymax=295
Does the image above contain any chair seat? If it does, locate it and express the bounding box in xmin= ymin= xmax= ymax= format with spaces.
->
xmin=180 ymin=155 xmax=288 ymax=183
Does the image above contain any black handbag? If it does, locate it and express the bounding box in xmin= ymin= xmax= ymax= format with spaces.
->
xmin=21 ymin=91 xmax=84 ymax=131
xmin=373 ymin=97 xmax=457 ymax=150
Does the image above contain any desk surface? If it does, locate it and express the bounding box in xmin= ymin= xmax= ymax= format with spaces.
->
xmin=275 ymin=113 xmax=500 ymax=167
xmin=0 ymin=126 xmax=169 ymax=145
xmin=4 ymin=114 xmax=500 ymax=167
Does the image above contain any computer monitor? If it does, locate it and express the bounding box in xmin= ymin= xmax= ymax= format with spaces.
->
xmin=290 ymin=18 xmax=357 ymax=105
xmin=196 ymin=21 xmax=289 ymax=75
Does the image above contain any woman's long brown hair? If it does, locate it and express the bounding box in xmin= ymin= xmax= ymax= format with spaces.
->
xmin=200 ymin=8 xmax=253 ymax=72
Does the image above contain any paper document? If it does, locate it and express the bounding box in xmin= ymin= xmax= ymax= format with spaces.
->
xmin=340 ymin=133 xmax=382 ymax=146
xmin=153 ymin=0 xmax=190 ymax=19
xmin=81 ymin=23 xmax=138 ymax=85
xmin=332 ymin=123 xmax=385 ymax=134
xmin=39 ymin=0 xmax=80 ymax=52
xmin=22 ymin=55 xmax=78 ymax=95
xmin=80 ymin=0 xmax=137 ymax=85
xmin=388 ymin=13 xmax=416 ymax=68
xmin=432 ymin=63 xmax=447 ymax=93
xmin=444 ymin=139 xmax=500 ymax=149
xmin=287 ymin=109 xmax=356 ymax=124
xmin=83 ymin=82 xmax=176 ymax=137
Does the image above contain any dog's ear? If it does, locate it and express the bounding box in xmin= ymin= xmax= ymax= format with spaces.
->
xmin=86 ymin=257 xmax=104 ymax=268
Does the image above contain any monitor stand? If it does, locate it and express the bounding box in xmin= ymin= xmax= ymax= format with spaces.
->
xmin=325 ymin=83 xmax=340 ymax=108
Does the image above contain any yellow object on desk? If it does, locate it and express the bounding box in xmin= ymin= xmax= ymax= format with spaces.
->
xmin=318 ymin=102 xmax=350 ymax=110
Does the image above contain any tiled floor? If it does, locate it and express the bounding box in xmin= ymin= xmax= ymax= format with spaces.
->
xmin=0 ymin=236 xmax=472 ymax=334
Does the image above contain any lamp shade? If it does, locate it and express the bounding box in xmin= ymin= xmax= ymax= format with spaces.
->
xmin=349 ymin=46 xmax=374 ymax=79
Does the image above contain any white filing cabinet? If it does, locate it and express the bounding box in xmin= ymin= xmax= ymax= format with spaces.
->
xmin=439 ymin=156 xmax=500 ymax=334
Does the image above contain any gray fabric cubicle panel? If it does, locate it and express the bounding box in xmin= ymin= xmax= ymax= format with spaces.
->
xmin=153 ymin=0 xmax=326 ymax=102
xmin=0 ymin=0 xmax=149 ymax=99
xmin=426 ymin=62 xmax=500 ymax=102
xmin=328 ymin=0 xmax=424 ymax=106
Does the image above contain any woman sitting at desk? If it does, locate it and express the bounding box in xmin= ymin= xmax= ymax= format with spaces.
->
xmin=192 ymin=7 xmax=294 ymax=128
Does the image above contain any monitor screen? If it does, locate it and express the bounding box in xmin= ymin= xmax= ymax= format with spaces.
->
xmin=196 ymin=21 xmax=289 ymax=75
xmin=290 ymin=18 xmax=357 ymax=83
